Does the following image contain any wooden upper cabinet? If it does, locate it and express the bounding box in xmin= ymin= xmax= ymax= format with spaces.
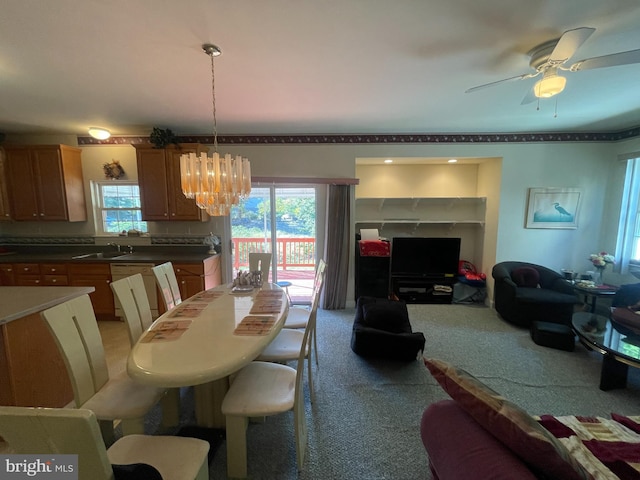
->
xmin=134 ymin=143 xmax=208 ymax=221
xmin=0 ymin=150 xmax=11 ymax=221
xmin=3 ymin=144 xmax=87 ymax=222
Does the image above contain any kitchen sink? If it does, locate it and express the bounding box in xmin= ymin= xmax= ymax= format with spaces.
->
xmin=71 ymin=251 xmax=129 ymax=259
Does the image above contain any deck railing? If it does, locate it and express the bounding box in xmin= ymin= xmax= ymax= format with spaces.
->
xmin=233 ymin=237 xmax=315 ymax=270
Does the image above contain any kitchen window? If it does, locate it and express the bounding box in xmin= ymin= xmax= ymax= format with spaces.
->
xmin=95 ymin=182 xmax=147 ymax=235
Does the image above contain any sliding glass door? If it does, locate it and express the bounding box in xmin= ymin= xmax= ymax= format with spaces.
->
xmin=231 ymin=185 xmax=317 ymax=303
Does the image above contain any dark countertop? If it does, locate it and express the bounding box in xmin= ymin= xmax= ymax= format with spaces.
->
xmin=0 ymin=247 xmax=219 ymax=264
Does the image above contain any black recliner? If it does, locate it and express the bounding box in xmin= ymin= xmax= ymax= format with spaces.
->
xmin=351 ymin=296 xmax=425 ymax=361
xmin=492 ymin=261 xmax=579 ymax=327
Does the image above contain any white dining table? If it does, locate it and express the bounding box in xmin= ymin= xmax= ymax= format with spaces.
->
xmin=127 ymin=283 xmax=289 ymax=428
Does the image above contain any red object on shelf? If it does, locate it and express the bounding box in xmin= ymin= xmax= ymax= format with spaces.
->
xmin=358 ymin=240 xmax=390 ymax=257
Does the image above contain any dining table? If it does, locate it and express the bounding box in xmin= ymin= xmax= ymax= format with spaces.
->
xmin=127 ymin=282 xmax=289 ymax=428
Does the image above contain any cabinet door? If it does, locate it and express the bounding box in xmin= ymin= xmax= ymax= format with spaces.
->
xmin=136 ymin=148 xmax=171 ymax=220
xmin=173 ymin=263 xmax=205 ymax=300
xmin=4 ymin=148 xmax=39 ymax=220
xmin=0 ymin=153 xmax=12 ymax=221
xmin=68 ymin=264 xmax=115 ymax=320
xmin=166 ymin=148 xmax=204 ymax=220
xmin=0 ymin=265 xmax=15 ymax=286
xmin=31 ymin=147 xmax=68 ymax=220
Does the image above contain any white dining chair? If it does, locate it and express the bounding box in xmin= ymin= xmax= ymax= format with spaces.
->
xmin=0 ymin=406 xmax=209 ymax=480
xmin=41 ymin=294 xmax=168 ymax=444
xmin=249 ymin=252 xmax=272 ymax=282
xmin=283 ymin=259 xmax=327 ymax=366
xmin=152 ymin=262 xmax=182 ymax=310
xmin=110 ymin=274 xmax=181 ymax=428
xmin=221 ymin=303 xmax=315 ymax=478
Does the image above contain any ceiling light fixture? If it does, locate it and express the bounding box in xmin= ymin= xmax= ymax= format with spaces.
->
xmin=88 ymin=127 xmax=111 ymax=140
xmin=533 ymin=69 xmax=566 ymax=98
xmin=180 ymin=43 xmax=251 ymax=216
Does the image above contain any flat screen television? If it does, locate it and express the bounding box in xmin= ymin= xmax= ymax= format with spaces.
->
xmin=390 ymin=237 xmax=461 ymax=277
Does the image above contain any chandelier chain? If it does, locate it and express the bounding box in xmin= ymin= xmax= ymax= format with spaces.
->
xmin=209 ymin=49 xmax=218 ymax=153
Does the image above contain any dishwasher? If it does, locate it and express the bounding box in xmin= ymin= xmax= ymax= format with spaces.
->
xmin=110 ymin=263 xmax=158 ymax=319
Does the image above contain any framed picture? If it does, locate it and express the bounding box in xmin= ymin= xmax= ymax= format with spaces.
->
xmin=525 ymin=187 xmax=581 ymax=229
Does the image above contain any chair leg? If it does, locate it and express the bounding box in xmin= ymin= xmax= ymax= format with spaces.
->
xmin=312 ymin=326 xmax=319 ymax=367
xmin=226 ymin=415 xmax=249 ymax=479
xmin=120 ymin=417 xmax=145 ymax=436
xmin=307 ymin=352 xmax=315 ymax=404
xmin=99 ymin=419 xmax=115 ymax=446
xmin=294 ymin=402 xmax=308 ymax=471
xmin=160 ymin=388 xmax=181 ymax=428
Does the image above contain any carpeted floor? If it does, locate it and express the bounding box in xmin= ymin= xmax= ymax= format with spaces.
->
xmin=142 ymin=303 xmax=640 ymax=479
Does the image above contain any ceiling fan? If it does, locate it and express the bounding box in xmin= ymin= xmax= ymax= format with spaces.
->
xmin=465 ymin=27 xmax=640 ymax=104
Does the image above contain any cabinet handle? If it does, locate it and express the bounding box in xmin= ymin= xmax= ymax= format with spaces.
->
xmin=106 ymin=280 xmax=110 ymax=284
xmin=171 ymin=213 xmax=176 ymax=216
xmin=52 ymin=279 xmax=57 ymax=283
xmin=35 ymin=280 xmax=40 ymax=284
xmin=32 ymin=213 xmax=37 ymax=217
xmin=51 ymin=268 xmax=56 ymax=272
xmin=40 ymin=213 xmax=44 ymax=216
xmin=164 ymin=213 xmax=168 ymax=216
xmin=23 ymin=268 xmax=29 ymax=272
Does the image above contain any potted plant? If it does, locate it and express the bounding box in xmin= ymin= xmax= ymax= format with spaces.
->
xmin=149 ymin=127 xmax=179 ymax=149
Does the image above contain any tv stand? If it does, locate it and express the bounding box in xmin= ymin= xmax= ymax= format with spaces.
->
xmin=391 ymin=275 xmax=455 ymax=304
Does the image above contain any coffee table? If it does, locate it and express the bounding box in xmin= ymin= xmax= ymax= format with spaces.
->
xmin=572 ymin=311 xmax=640 ymax=390
xmin=573 ymin=284 xmax=618 ymax=313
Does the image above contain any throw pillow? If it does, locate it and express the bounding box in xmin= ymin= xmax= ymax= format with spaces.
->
xmin=362 ymin=301 xmax=410 ymax=333
xmin=424 ymin=358 xmax=593 ymax=480
xmin=511 ymin=267 xmax=540 ymax=288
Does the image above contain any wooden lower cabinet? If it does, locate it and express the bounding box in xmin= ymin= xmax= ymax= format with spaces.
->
xmin=0 ymin=264 xmax=15 ymax=285
xmin=68 ymin=263 xmax=115 ymax=320
xmin=0 ymin=311 xmax=73 ymax=407
xmin=174 ymin=256 xmax=222 ymax=300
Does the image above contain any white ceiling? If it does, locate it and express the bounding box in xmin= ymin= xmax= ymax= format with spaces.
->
xmin=2 ymin=0 xmax=640 ymax=138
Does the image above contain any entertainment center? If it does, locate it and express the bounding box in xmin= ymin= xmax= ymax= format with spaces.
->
xmin=355 ymin=235 xmax=461 ymax=304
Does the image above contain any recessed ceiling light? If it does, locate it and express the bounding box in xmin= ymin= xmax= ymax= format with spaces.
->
xmin=448 ymin=159 xmax=458 ymax=163
xmin=88 ymin=127 xmax=111 ymax=140
xmin=384 ymin=159 xmax=393 ymax=164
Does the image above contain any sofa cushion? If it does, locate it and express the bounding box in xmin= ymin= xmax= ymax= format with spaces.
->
xmin=515 ymin=287 xmax=578 ymax=304
xmin=424 ymin=358 xmax=593 ymax=480
xmin=362 ymin=300 xmax=410 ymax=334
xmin=511 ymin=267 xmax=540 ymax=288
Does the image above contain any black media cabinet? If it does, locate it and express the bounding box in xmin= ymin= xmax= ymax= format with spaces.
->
xmin=391 ymin=275 xmax=456 ymax=304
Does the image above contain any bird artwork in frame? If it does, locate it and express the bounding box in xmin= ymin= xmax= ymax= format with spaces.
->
xmin=525 ymin=187 xmax=581 ymax=229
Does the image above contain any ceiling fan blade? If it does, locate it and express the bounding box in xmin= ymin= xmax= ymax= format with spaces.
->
xmin=570 ymin=48 xmax=640 ymax=71
xmin=521 ymin=88 xmax=538 ymax=105
xmin=549 ymin=27 xmax=595 ymax=62
xmin=465 ymin=72 xmax=537 ymax=94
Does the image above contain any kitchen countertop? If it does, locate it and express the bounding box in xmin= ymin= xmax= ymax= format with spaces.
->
xmin=0 ymin=286 xmax=95 ymax=325
xmin=0 ymin=251 xmax=219 ymax=264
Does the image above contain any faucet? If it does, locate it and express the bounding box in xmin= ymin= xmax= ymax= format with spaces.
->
xmin=126 ymin=245 xmax=134 ymax=254
xmin=107 ymin=242 xmax=121 ymax=252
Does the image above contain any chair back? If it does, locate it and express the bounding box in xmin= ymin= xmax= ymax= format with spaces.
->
xmin=111 ymin=273 xmax=153 ymax=346
xmin=311 ymin=259 xmax=327 ymax=303
xmin=152 ymin=262 xmax=182 ymax=310
xmin=0 ymin=406 xmax=114 ymax=480
xmin=249 ymin=252 xmax=272 ymax=282
xmin=41 ymin=295 xmax=110 ymax=408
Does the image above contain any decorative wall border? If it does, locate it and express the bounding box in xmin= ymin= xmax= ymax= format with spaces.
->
xmin=0 ymin=236 xmax=95 ymax=245
xmin=77 ymin=127 xmax=640 ymax=146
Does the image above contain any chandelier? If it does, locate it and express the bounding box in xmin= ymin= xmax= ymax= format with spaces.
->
xmin=180 ymin=43 xmax=251 ymax=216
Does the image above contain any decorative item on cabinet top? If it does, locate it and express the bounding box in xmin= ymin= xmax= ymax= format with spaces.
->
xmin=355 ymin=197 xmax=486 ymax=228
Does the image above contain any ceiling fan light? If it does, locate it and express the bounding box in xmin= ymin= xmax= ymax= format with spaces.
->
xmin=534 ymin=75 xmax=566 ymax=98
xmin=88 ymin=127 xmax=111 ymax=140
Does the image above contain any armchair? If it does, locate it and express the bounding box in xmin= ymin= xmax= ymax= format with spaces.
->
xmin=492 ymin=261 xmax=579 ymax=327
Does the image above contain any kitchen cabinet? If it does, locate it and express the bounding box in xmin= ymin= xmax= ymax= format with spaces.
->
xmin=134 ymin=143 xmax=208 ymax=221
xmin=3 ymin=144 xmax=87 ymax=222
xmin=0 ymin=265 xmax=15 ymax=286
xmin=68 ymin=263 xmax=115 ymax=320
xmin=13 ymin=263 xmax=68 ymax=286
xmin=0 ymin=151 xmax=11 ymax=221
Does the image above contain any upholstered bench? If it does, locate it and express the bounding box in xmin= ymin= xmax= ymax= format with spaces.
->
xmin=350 ymin=296 xmax=425 ymax=361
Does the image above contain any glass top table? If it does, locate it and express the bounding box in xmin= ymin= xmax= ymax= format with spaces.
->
xmin=573 ymin=284 xmax=618 ymax=313
xmin=572 ymin=311 xmax=640 ymax=390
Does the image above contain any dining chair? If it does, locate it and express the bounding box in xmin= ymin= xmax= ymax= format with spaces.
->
xmin=110 ymin=274 xmax=181 ymax=428
xmin=152 ymin=262 xmax=182 ymax=310
xmin=41 ymin=294 xmax=168 ymax=444
xmin=248 ymin=252 xmax=272 ymax=282
xmin=255 ymin=269 xmax=324 ymax=403
xmin=283 ymin=259 xmax=327 ymax=366
xmin=221 ymin=303 xmax=315 ymax=478
xmin=0 ymin=406 xmax=209 ymax=480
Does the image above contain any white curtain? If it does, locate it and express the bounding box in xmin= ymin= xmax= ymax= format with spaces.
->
xmin=615 ymin=156 xmax=640 ymax=275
